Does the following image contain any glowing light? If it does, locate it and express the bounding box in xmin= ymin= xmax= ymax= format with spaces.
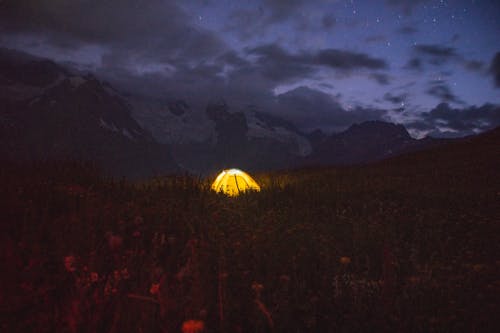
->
xmin=211 ymin=168 xmax=261 ymax=196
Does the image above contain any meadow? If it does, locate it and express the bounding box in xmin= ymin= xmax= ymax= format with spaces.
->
xmin=1 ymin=129 xmax=499 ymax=332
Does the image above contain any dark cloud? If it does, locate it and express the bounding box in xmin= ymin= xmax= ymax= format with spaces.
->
xmin=426 ymin=83 xmax=465 ymax=105
xmin=397 ymin=26 xmax=418 ymax=34
xmin=314 ymin=49 xmax=388 ymax=70
xmin=246 ymin=44 xmax=316 ymax=81
xmin=263 ymin=0 xmax=308 ymax=22
xmin=321 ymin=14 xmax=336 ymax=29
xmin=226 ymin=0 xmax=310 ymax=40
xmin=413 ymin=45 xmax=459 ymax=67
xmin=396 ymin=81 xmax=417 ymax=90
xmin=247 ymin=44 xmax=388 ymax=78
xmin=464 ymin=60 xmax=484 ymax=72
xmin=318 ymin=82 xmax=335 ymax=89
xmin=0 ymin=0 xmax=226 ymax=63
xmin=407 ymin=103 xmax=500 ymax=137
xmin=412 ymin=44 xmax=487 ymax=74
xmin=99 ymin=41 xmax=386 ymax=120
xmin=490 ymin=52 xmax=500 ymax=88
xmin=274 ymin=86 xmax=387 ymax=132
xmin=216 ymin=51 xmax=250 ymax=68
xmin=384 ymin=92 xmax=407 ymax=104
xmin=0 ymin=0 xmax=179 ymax=43
xmin=415 ymin=45 xmax=457 ymax=58
xmin=226 ymin=8 xmax=266 ymax=40
xmin=386 ymin=0 xmax=430 ymax=15
xmin=404 ymin=58 xmax=423 ymax=71
xmin=97 ymin=60 xmax=227 ymax=101
xmin=370 ymin=73 xmax=391 ymax=85
xmin=365 ymin=35 xmax=388 ymax=43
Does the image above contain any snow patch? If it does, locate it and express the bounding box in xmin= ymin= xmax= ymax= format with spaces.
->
xmin=122 ymin=128 xmax=134 ymax=140
xmin=128 ymin=98 xmax=215 ymax=144
xmin=99 ymin=118 xmax=119 ymax=132
xmin=246 ymin=112 xmax=312 ymax=156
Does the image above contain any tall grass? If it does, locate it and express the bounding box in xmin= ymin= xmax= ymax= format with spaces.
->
xmin=0 ymin=149 xmax=498 ymax=332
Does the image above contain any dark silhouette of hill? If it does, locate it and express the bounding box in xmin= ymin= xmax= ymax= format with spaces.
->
xmin=305 ymin=120 xmax=450 ymax=167
xmin=0 ymin=48 xmax=179 ymax=178
xmin=375 ymin=125 xmax=500 ymax=178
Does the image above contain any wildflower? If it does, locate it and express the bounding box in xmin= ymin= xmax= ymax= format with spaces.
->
xmin=150 ymin=283 xmax=160 ymax=295
xmin=279 ymin=275 xmax=290 ymax=283
xmin=64 ymin=256 xmax=77 ymax=272
xmin=407 ymin=276 xmax=420 ymax=285
xmin=251 ymin=282 xmax=264 ymax=294
xmin=134 ymin=216 xmax=144 ymax=225
xmin=107 ymin=233 xmax=123 ymax=251
xmin=167 ymin=235 xmax=176 ymax=244
xmin=339 ymin=256 xmax=351 ymax=265
xmin=90 ymin=272 xmax=99 ymax=283
xmin=181 ymin=319 xmax=205 ymax=333
xmin=472 ymin=264 xmax=484 ymax=272
xmin=121 ymin=268 xmax=130 ymax=280
xmin=104 ymin=282 xmax=112 ymax=296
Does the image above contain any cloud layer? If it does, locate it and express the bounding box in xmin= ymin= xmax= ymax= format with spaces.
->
xmin=0 ymin=0 xmax=498 ymax=137
xmin=408 ymin=103 xmax=500 ymax=137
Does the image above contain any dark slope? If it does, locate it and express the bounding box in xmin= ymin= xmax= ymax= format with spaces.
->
xmin=0 ymin=49 xmax=179 ymax=178
xmin=305 ymin=120 xmax=449 ymax=166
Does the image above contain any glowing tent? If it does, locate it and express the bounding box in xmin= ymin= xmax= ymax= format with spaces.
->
xmin=211 ymin=168 xmax=261 ymax=196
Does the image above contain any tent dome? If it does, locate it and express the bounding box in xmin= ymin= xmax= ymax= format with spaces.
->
xmin=211 ymin=168 xmax=261 ymax=196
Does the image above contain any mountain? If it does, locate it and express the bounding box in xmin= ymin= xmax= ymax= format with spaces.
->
xmin=378 ymin=125 xmax=500 ymax=171
xmin=305 ymin=120 xmax=449 ymax=166
xmin=1 ymin=48 xmax=465 ymax=177
xmin=0 ymin=48 xmax=179 ymax=178
xmin=130 ymin=97 xmax=311 ymax=174
xmin=127 ymin=92 xmax=451 ymax=173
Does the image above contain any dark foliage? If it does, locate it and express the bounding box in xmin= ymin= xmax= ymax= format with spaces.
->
xmin=1 ymin=128 xmax=499 ymax=332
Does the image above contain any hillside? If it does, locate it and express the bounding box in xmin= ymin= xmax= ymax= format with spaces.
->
xmin=2 ymin=48 xmax=470 ymax=176
xmin=0 ymin=48 xmax=179 ymax=178
xmin=1 ymin=126 xmax=498 ymax=332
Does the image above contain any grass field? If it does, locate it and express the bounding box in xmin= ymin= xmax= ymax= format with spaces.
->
xmin=1 ymin=129 xmax=499 ymax=332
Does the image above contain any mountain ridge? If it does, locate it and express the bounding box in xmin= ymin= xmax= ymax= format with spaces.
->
xmin=0 ymin=48 xmax=180 ymax=178
xmin=0 ymin=48 xmax=481 ymax=177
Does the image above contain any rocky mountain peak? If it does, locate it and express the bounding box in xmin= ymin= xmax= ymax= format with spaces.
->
xmin=344 ymin=121 xmax=411 ymax=141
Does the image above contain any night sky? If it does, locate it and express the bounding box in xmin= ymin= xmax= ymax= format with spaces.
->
xmin=1 ymin=0 xmax=499 ymax=137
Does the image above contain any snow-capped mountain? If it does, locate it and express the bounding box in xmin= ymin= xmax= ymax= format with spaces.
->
xmin=128 ymin=97 xmax=314 ymax=173
xmin=1 ymin=48 xmax=454 ymax=176
xmin=305 ymin=121 xmax=448 ymax=166
xmin=0 ymin=48 xmax=179 ymax=178
xmin=129 ymin=96 xmax=216 ymax=145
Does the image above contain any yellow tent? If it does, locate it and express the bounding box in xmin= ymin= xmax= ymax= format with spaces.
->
xmin=211 ymin=168 xmax=261 ymax=196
